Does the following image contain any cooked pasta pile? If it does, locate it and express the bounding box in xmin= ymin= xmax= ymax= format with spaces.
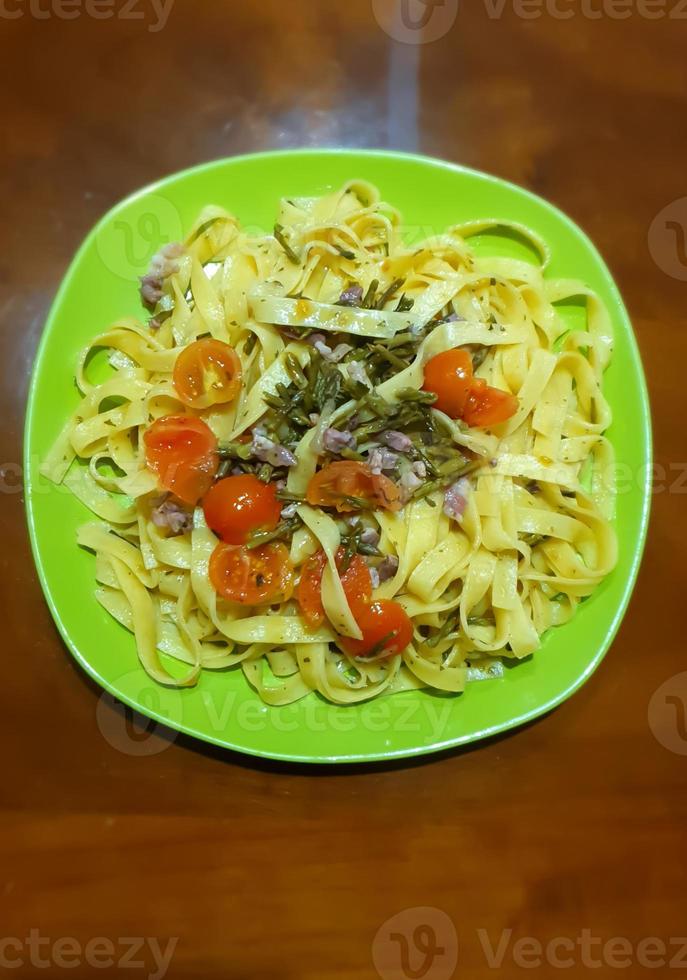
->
xmin=41 ymin=180 xmax=617 ymax=705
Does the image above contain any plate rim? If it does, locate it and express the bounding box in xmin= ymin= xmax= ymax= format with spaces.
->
xmin=24 ymin=148 xmax=653 ymax=764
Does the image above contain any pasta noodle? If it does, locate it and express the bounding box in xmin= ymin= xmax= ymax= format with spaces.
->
xmin=41 ymin=180 xmax=617 ymax=705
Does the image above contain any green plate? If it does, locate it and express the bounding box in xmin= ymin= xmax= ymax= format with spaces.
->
xmin=24 ymin=150 xmax=651 ymax=764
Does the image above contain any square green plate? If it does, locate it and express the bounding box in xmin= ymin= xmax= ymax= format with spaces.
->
xmin=24 ymin=150 xmax=651 ymax=764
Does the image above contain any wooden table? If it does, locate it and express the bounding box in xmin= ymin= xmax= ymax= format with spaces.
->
xmin=2 ymin=2 xmax=685 ymax=977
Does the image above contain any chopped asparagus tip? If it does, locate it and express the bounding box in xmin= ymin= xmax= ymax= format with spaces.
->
xmin=362 ymin=278 xmax=379 ymax=309
xmin=246 ymin=516 xmax=302 ymax=548
xmin=274 ymin=223 xmax=301 ymax=265
xmin=375 ymin=278 xmax=404 ymax=310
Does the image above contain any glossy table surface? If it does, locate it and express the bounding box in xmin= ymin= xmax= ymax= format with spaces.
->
xmin=2 ymin=2 xmax=686 ymax=977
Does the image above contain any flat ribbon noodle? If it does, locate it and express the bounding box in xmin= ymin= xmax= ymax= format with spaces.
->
xmin=40 ymin=180 xmax=617 ymax=705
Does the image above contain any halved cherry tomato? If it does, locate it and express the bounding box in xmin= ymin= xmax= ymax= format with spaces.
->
xmin=209 ymin=542 xmax=294 ymax=605
xmin=340 ymin=600 xmax=413 ymax=659
xmin=203 ymin=475 xmax=281 ymax=545
xmin=144 ymin=415 xmax=218 ymax=505
xmin=422 ymin=348 xmax=473 ymax=418
xmin=463 ymin=378 xmax=518 ymax=428
xmin=306 ymin=461 xmax=401 ymax=513
xmin=423 ymin=348 xmax=518 ymax=428
xmin=298 ymin=548 xmax=372 ymax=628
xmin=297 ymin=551 xmax=327 ymax=627
xmin=173 ymin=339 xmax=242 ymax=410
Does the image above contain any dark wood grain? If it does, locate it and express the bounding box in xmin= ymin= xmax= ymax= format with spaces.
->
xmin=2 ymin=2 xmax=686 ymax=977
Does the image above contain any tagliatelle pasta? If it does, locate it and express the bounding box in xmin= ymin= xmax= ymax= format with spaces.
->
xmin=41 ymin=180 xmax=617 ymax=705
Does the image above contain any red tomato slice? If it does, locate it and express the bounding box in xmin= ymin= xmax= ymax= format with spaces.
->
xmin=297 ymin=548 xmax=372 ymax=628
xmin=422 ymin=348 xmax=518 ymax=428
xmin=306 ymin=461 xmax=401 ymax=513
xmin=340 ymin=600 xmax=413 ymax=659
xmin=203 ymin=475 xmax=281 ymax=545
xmin=173 ymin=339 xmax=242 ymax=410
xmin=209 ymin=542 xmax=294 ymax=605
xmin=462 ymin=378 xmax=518 ymax=428
xmin=297 ymin=551 xmax=327 ymax=627
xmin=144 ymin=415 xmax=218 ymax=505
xmin=422 ymin=348 xmax=473 ymax=418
